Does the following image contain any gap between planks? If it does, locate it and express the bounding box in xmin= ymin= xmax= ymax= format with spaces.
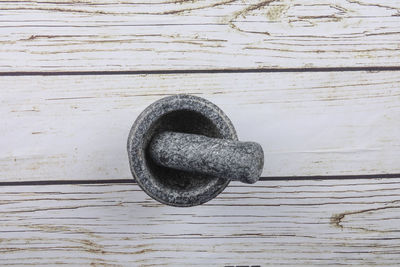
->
xmin=1 ymin=173 xmax=400 ymax=187
xmin=2 ymin=66 xmax=400 ymax=76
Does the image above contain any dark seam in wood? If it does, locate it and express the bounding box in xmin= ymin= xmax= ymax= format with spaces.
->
xmin=1 ymin=66 xmax=400 ymax=76
xmin=0 ymin=173 xmax=399 ymax=186
xmin=259 ymin=173 xmax=400 ymax=181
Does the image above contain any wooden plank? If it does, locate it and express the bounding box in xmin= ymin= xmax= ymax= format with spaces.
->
xmin=1 ymin=71 xmax=400 ymax=182
xmin=1 ymin=0 xmax=400 ymax=71
xmin=0 ymin=178 xmax=400 ymax=266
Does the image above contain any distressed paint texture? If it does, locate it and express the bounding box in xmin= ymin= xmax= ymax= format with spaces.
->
xmin=1 ymin=71 xmax=400 ymax=181
xmin=1 ymin=0 xmax=400 ymax=71
xmin=0 ymin=179 xmax=400 ymax=265
xmin=1 ymin=1 xmax=400 ymax=265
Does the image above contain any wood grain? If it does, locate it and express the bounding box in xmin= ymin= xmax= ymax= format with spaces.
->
xmin=1 ymin=71 xmax=400 ymax=182
xmin=1 ymin=0 xmax=400 ymax=71
xmin=0 ymin=178 xmax=399 ymax=266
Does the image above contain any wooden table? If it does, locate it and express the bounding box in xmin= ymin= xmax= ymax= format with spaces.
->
xmin=1 ymin=0 xmax=400 ymax=265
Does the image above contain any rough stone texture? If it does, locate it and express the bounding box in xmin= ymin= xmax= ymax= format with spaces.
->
xmin=127 ymin=95 xmax=238 ymax=207
xmin=127 ymin=94 xmax=264 ymax=207
xmin=149 ymin=131 xmax=263 ymax=184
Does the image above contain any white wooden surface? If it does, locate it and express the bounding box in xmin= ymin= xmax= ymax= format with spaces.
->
xmin=1 ymin=71 xmax=400 ymax=181
xmin=2 ymin=0 xmax=400 ymax=265
xmin=1 ymin=0 xmax=400 ymax=71
xmin=1 ymin=178 xmax=400 ymax=266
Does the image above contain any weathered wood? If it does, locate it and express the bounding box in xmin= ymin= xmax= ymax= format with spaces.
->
xmin=1 ymin=0 xmax=400 ymax=71
xmin=2 ymin=1 xmax=399 ymax=266
xmin=0 ymin=178 xmax=399 ymax=266
xmin=1 ymin=71 xmax=400 ymax=181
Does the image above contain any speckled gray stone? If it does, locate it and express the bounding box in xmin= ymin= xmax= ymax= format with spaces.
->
xmin=127 ymin=94 xmax=264 ymax=207
xmin=149 ymin=131 xmax=263 ymax=184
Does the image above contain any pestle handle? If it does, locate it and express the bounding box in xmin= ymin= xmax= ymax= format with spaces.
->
xmin=149 ymin=131 xmax=264 ymax=184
